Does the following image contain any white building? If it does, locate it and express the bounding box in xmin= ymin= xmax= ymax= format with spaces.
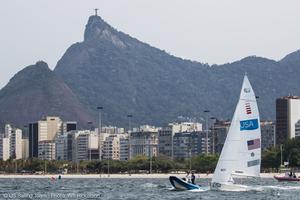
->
xmin=295 ymin=120 xmax=300 ymax=137
xmin=29 ymin=116 xmax=63 ymax=158
xmin=168 ymin=122 xmax=202 ymax=133
xmin=101 ymin=126 xmax=125 ymax=134
xmin=21 ymin=138 xmax=29 ymax=159
xmin=102 ymin=134 xmax=128 ymax=160
xmin=10 ymin=128 xmax=22 ymax=159
xmin=72 ymin=130 xmax=99 ymax=163
xmin=0 ymin=124 xmax=24 ymax=160
xmin=158 ymin=122 xmax=203 ymax=158
xmin=103 ymin=135 xmax=120 ymax=160
xmin=55 ymin=134 xmax=68 ymax=161
xmin=0 ymin=138 xmax=10 ymax=161
xmin=38 ymin=116 xmax=62 ymax=141
xmin=130 ymin=128 xmax=158 ymax=158
xmin=4 ymin=124 xmax=12 ymax=138
xmin=38 ymin=140 xmax=56 ymax=160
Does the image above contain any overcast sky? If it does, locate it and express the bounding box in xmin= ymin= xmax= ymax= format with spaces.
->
xmin=0 ymin=0 xmax=300 ymax=88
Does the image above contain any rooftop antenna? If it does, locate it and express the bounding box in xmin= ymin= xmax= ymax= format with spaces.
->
xmin=94 ymin=8 xmax=99 ymax=16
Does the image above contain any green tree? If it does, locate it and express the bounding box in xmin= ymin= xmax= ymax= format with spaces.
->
xmin=191 ymin=154 xmax=219 ymax=173
xmin=261 ymin=147 xmax=280 ymax=170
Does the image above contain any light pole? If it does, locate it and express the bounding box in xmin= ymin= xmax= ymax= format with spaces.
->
xmin=204 ymin=110 xmax=210 ymax=155
xmin=97 ymin=106 xmax=103 ymax=161
xmin=280 ymin=144 xmax=283 ymax=167
xmin=210 ymin=117 xmax=216 ymax=154
xmin=127 ymin=114 xmax=133 ymax=160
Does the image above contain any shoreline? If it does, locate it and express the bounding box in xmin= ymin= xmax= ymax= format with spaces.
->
xmin=0 ymin=173 xmax=278 ymax=179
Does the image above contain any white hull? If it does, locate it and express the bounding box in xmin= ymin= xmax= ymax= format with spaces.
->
xmin=211 ymin=182 xmax=252 ymax=192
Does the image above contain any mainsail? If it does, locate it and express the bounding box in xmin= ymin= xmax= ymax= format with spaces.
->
xmin=212 ymin=75 xmax=261 ymax=185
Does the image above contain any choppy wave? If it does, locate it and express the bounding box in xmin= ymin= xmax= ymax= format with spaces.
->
xmin=262 ymin=185 xmax=300 ymax=190
xmin=0 ymin=178 xmax=299 ymax=199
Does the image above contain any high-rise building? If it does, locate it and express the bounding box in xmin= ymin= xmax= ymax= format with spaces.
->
xmin=261 ymin=121 xmax=276 ymax=151
xmin=62 ymin=121 xmax=77 ymax=133
xmin=88 ymin=132 xmax=99 ymax=160
xmin=71 ymin=130 xmax=99 ymax=163
xmin=158 ymin=122 xmax=203 ymax=159
xmin=101 ymin=126 xmax=125 ymax=134
xmin=4 ymin=124 xmax=12 ymax=138
xmin=103 ymin=135 xmax=120 ymax=160
xmin=55 ymin=133 xmax=69 ymax=161
xmin=28 ymin=122 xmax=38 ymax=158
xmin=0 ymin=138 xmax=10 ymax=161
xmin=100 ymin=133 xmax=128 ymax=160
xmin=0 ymin=124 xmax=24 ymax=160
xmin=130 ymin=126 xmax=158 ymax=158
xmin=213 ymin=120 xmax=230 ymax=154
xmin=72 ymin=131 xmax=89 ymax=163
xmin=173 ymin=131 xmax=208 ymax=160
xmin=38 ymin=140 xmax=56 ymax=160
xmin=158 ymin=127 xmax=172 ymax=158
xmin=119 ymin=135 xmax=129 ymax=161
xmin=10 ymin=128 xmax=22 ymax=159
xmin=276 ymin=96 xmax=300 ymax=144
xmin=295 ymin=120 xmax=300 ymax=137
xmin=29 ymin=116 xmax=62 ymax=158
xmin=21 ymin=138 xmax=29 ymax=159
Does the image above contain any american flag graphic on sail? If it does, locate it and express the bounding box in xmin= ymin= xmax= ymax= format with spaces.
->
xmin=247 ymin=138 xmax=261 ymax=150
xmin=245 ymin=102 xmax=252 ymax=115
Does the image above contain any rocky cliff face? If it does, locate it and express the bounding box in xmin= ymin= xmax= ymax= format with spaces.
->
xmin=0 ymin=61 xmax=94 ymax=128
xmin=55 ymin=15 xmax=300 ymax=126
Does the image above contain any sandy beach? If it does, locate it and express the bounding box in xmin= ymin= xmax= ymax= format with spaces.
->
xmin=0 ymin=173 xmax=278 ymax=179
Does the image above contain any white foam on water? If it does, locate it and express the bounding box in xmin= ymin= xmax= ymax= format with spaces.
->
xmin=262 ymin=185 xmax=300 ymax=191
xmin=188 ymin=187 xmax=210 ymax=192
xmin=141 ymin=182 xmax=158 ymax=188
xmin=168 ymin=187 xmax=176 ymax=191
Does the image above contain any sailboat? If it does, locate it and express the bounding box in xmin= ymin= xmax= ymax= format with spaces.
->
xmin=211 ymin=75 xmax=261 ymax=191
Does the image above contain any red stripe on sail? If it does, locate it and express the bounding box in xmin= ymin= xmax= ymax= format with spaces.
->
xmin=245 ymin=103 xmax=252 ymax=114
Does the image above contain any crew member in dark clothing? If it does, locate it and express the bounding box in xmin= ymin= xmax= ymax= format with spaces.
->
xmin=191 ymin=172 xmax=196 ymax=184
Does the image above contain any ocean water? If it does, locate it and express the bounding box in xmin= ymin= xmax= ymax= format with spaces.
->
xmin=0 ymin=178 xmax=299 ymax=200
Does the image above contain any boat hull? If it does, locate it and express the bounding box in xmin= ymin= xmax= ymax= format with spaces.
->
xmin=211 ymin=182 xmax=252 ymax=192
xmin=169 ymin=176 xmax=201 ymax=191
xmin=274 ymin=175 xmax=300 ymax=182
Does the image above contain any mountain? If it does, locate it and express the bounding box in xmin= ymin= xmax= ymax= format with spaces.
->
xmin=54 ymin=15 xmax=300 ymax=126
xmin=0 ymin=61 xmax=94 ymax=128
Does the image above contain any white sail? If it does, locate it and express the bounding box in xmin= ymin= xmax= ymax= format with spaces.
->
xmin=212 ymin=75 xmax=261 ymax=186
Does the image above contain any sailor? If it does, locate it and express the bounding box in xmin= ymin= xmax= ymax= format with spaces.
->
xmin=285 ymin=172 xmax=289 ymax=177
xmin=186 ymin=171 xmax=191 ymax=183
xmin=289 ymin=171 xmax=293 ymax=177
xmin=191 ymin=172 xmax=196 ymax=184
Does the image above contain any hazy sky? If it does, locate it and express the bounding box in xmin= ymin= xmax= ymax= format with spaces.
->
xmin=0 ymin=0 xmax=300 ymax=88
